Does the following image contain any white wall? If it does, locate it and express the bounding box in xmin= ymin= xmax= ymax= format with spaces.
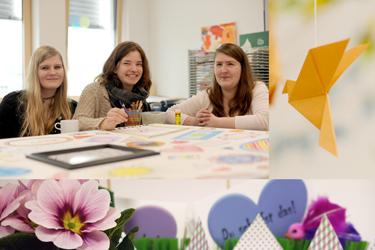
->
xmin=122 ymin=0 xmax=150 ymax=56
xmin=31 ymin=0 xmax=67 ymax=64
xmin=124 ymin=0 xmax=266 ymax=98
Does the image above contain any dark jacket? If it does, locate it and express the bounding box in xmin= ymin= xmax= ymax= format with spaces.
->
xmin=0 ymin=91 xmax=77 ymax=139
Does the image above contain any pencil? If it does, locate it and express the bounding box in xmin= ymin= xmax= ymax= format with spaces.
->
xmin=137 ymin=101 xmax=143 ymax=112
xmin=119 ymin=100 xmax=143 ymax=133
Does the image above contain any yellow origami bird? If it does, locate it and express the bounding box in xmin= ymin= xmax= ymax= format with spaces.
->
xmin=283 ymin=39 xmax=369 ymax=157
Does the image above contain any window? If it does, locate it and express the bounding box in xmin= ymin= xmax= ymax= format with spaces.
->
xmin=67 ymin=0 xmax=116 ymax=96
xmin=0 ymin=0 xmax=23 ymax=97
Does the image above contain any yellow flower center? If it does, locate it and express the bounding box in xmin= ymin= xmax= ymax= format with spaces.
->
xmin=62 ymin=211 xmax=85 ymax=234
xmin=26 ymin=219 xmax=38 ymax=229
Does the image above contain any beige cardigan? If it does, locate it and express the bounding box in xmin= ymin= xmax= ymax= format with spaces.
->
xmin=73 ymin=82 xmax=112 ymax=131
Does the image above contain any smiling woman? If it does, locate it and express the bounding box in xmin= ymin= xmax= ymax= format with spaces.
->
xmin=0 ymin=46 xmax=77 ymax=139
xmin=165 ymin=43 xmax=269 ymax=131
xmin=73 ymin=41 xmax=152 ymax=131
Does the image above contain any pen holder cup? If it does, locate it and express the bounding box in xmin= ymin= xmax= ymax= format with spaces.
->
xmin=141 ymin=112 xmax=166 ymax=125
xmin=125 ymin=111 xmax=142 ymax=127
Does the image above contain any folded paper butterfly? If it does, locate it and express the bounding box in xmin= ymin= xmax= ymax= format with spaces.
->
xmin=282 ymin=39 xmax=369 ymax=156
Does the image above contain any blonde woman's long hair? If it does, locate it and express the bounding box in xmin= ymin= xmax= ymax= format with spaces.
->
xmin=19 ymin=46 xmax=72 ymax=137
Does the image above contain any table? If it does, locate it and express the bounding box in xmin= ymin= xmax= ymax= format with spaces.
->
xmin=0 ymin=124 xmax=269 ymax=179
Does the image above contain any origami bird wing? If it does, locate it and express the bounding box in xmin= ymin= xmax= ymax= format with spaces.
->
xmin=283 ymin=39 xmax=369 ymax=156
xmin=328 ymin=43 xmax=370 ymax=91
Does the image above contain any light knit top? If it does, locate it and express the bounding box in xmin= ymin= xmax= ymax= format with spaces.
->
xmin=164 ymin=81 xmax=269 ymax=130
xmin=73 ymin=82 xmax=112 ymax=131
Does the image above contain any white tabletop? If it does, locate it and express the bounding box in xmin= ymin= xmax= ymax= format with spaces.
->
xmin=0 ymin=124 xmax=269 ymax=179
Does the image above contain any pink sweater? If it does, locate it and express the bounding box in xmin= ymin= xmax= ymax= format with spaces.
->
xmin=164 ymin=81 xmax=269 ymax=131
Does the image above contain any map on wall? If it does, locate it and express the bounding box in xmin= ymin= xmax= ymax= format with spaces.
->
xmin=201 ymin=22 xmax=236 ymax=50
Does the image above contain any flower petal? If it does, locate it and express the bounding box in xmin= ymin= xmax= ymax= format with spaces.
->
xmin=35 ymin=180 xmax=66 ymax=216
xmin=82 ymin=207 xmax=120 ymax=233
xmin=36 ymin=226 xmax=83 ymax=249
xmin=0 ymin=225 xmax=15 ymax=238
xmin=26 ymin=200 xmax=62 ymax=229
xmin=16 ymin=190 xmax=34 ymax=219
xmin=0 ymin=183 xmax=18 ymax=220
xmin=1 ymin=215 xmax=35 ymax=233
xmin=58 ymin=179 xmax=81 ymax=207
xmin=73 ymin=181 xmax=110 ymax=223
xmin=78 ymin=230 xmax=110 ymax=250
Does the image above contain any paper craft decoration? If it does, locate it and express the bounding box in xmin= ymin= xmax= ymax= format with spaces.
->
xmin=86 ymin=137 xmax=119 ymax=142
xmin=201 ymin=22 xmax=236 ymax=50
xmin=0 ymin=166 xmax=30 ymax=176
xmin=5 ymin=137 xmax=73 ymax=147
xmin=187 ymin=217 xmax=210 ymax=250
xmin=173 ymin=130 xmax=222 ymax=140
xmin=257 ymin=179 xmax=307 ymax=238
xmin=124 ymin=205 xmax=177 ymax=238
xmin=161 ymin=145 xmax=203 ymax=153
xmin=233 ymin=214 xmax=283 ymax=250
xmin=368 ymin=239 xmax=375 ymax=250
xmin=307 ymin=214 xmax=343 ymax=250
xmin=207 ymin=194 xmax=258 ymax=248
xmin=113 ymin=124 xmax=189 ymax=139
xmin=240 ymin=139 xmax=269 ymax=152
xmin=282 ymin=39 xmax=369 ymax=156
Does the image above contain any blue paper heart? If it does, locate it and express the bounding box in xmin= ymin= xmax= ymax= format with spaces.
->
xmin=207 ymin=180 xmax=307 ymax=246
xmin=258 ymin=179 xmax=307 ymax=237
xmin=207 ymin=193 xmax=258 ymax=248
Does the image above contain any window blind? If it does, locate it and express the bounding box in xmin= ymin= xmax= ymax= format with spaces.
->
xmin=69 ymin=0 xmax=103 ymax=29
xmin=0 ymin=0 xmax=21 ymax=21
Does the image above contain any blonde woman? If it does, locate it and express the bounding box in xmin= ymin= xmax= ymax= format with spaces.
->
xmin=0 ymin=46 xmax=77 ymax=139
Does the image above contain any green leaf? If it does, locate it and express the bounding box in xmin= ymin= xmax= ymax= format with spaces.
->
xmin=124 ymin=226 xmax=139 ymax=242
xmin=0 ymin=233 xmax=55 ymax=250
xmin=109 ymin=240 xmax=118 ymax=250
xmin=117 ymin=226 xmax=139 ymax=250
xmin=104 ymin=208 xmax=136 ymax=245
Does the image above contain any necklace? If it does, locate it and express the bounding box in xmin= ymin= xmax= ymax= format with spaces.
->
xmin=42 ymin=95 xmax=55 ymax=103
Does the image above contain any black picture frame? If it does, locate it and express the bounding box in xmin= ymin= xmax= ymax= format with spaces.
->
xmin=26 ymin=144 xmax=159 ymax=170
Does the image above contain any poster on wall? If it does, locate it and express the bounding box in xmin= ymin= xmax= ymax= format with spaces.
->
xmin=201 ymin=22 xmax=236 ymax=50
xmin=239 ymin=31 xmax=269 ymax=48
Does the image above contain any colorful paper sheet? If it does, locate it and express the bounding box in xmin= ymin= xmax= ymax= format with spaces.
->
xmin=307 ymin=214 xmax=343 ymax=250
xmin=282 ymin=39 xmax=369 ymax=156
xmin=233 ymin=213 xmax=283 ymax=250
xmin=186 ymin=217 xmax=209 ymax=250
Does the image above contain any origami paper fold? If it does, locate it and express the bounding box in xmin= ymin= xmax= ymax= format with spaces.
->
xmin=233 ymin=213 xmax=283 ymax=250
xmin=307 ymin=214 xmax=343 ymax=250
xmin=283 ymin=39 xmax=369 ymax=156
xmin=186 ymin=217 xmax=210 ymax=250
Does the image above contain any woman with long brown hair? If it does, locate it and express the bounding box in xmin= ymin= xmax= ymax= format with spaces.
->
xmin=0 ymin=46 xmax=77 ymax=139
xmin=165 ymin=43 xmax=268 ymax=130
xmin=73 ymin=41 xmax=152 ymax=131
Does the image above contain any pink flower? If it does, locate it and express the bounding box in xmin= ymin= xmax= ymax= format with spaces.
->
xmin=2 ymin=190 xmax=37 ymax=234
xmin=0 ymin=183 xmax=25 ymax=238
xmin=25 ymin=179 xmax=120 ymax=250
